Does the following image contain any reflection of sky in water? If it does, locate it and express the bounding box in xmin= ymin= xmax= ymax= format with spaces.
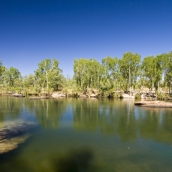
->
xmin=59 ymin=105 xmax=74 ymax=129
xmin=159 ymin=111 xmax=163 ymax=125
xmin=19 ymin=109 xmax=37 ymax=122
xmin=134 ymin=106 xmax=143 ymax=120
xmin=60 ymin=105 xmax=73 ymax=122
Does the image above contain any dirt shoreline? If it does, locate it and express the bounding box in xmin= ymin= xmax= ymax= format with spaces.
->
xmin=134 ymin=101 xmax=172 ymax=108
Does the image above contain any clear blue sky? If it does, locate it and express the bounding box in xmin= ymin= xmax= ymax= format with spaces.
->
xmin=1 ymin=0 xmax=172 ymax=77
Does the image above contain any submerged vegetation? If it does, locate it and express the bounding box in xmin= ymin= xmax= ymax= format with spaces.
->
xmin=0 ymin=51 xmax=172 ymax=98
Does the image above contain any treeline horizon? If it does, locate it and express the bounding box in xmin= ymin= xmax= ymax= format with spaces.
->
xmin=0 ymin=50 xmax=172 ymax=95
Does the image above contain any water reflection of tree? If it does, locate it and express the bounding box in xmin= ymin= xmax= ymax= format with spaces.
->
xmin=0 ymin=96 xmax=23 ymax=124
xmin=138 ymin=108 xmax=172 ymax=143
xmin=117 ymin=100 xmax=137 ymax=141
xmin=72 ymin=99 xmax=138 ymax=140
xmin=72 ymin=99 xmax=172 ymax=143
xmin=72 ymin=99 xmax=129 ymax=136
xmin=2 ymin=96 xmax=172 ymax=144
xmin=28 ymin=99 xmax=67 ymax=129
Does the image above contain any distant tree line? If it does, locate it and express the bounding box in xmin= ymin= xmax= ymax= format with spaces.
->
xmin=73 ymin=51 xmax=172 ymax=94
xmin=0 ymin=51 xmax=172 ymax=95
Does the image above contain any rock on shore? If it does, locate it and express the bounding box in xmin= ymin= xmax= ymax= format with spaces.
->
xmin=12 ymin=93 xmax=25 ymax=97
xmin=52 ymin=93 xmax=66 ymax=98
xmin=0 ymin=120 xmax=36 ymax=154
xmin=134 ymin=101 xmax=172 ymax=108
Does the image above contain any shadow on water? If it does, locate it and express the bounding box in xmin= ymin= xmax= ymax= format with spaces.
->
xmin=0 ymin=137 xmax=34 ymax=172
xmin=52 ymin=148 xmax=96 ymax=172
xmin=0 ymin=147 xmax=98 ymax=172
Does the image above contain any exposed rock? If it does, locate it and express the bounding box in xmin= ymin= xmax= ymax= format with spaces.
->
xmin=134 ymin=101 xmax=172 ymax=108
xmin=0 ymin=120 xmax=36 ymax=154
xmin=12 ymin=93 xmax=25 ymax=97
xmin=121 ymin=94 xmax=135 ymax=99
xmin=137 ymin=92 xmax=157 ymax=100
xmin=52 ymin=93 xmax=66 ymax=98
xmin=0 ymin=134 xmax=30 ymax=154
xmin=90 ymin=94 xmax=97 ymax=98
xmin=0 ymin=121 xmax=36 ymax=140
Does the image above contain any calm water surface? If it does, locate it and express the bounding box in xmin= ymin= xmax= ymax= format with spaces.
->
xmin=0 ymin=96 xmax=172 ymax=172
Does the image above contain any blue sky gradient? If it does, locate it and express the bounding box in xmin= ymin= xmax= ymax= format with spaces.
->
xmin=1 ymin=0 xmax=172 ymax=76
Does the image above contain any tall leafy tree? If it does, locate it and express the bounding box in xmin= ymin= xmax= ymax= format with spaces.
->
xmin=141 ymin=56 xmax=162 ymax=91
xmin=35 ymin=59 xmax=63 ymax=91
xmin=0 ymin=61 xmax=6 ymax=86
xmin=101 ymin=56 xmax=119 ymax=91
xmin=74 ymin=58 xmax=103 ymax=91
xmin=23 ymin=74 xmax=35 ymax=88
xmin=119 ymin=52 xmax=141 ymax=91
xmin=164 ymin=51 xmax=172 ymax=92
xmin=4 ymin=67 xmax=21 ymax=87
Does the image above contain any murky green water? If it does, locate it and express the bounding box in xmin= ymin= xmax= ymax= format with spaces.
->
xmin=0 ymin=96 xmax=172 ymax=172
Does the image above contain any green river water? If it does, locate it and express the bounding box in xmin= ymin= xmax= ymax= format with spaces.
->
xmin=0 ymin=96 xmax=172 ymax=172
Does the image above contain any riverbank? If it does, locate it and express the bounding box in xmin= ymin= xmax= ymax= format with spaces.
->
xmin=134 ymin=101 xmax=172 ymax=108
xmin=1 ymin=88 xmax=172 ymax=100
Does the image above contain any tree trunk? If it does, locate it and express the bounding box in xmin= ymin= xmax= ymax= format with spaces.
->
xmin=46 ymin=71 xmax=48 ymax=90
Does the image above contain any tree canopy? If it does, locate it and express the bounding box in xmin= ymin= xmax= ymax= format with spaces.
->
xmin=0 ymin=50 xmax=172 ymax=94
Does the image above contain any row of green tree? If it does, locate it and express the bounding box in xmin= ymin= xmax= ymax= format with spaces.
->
xmin=0 ymin=59 xmax=63 ymax=93
xmin=74 ymin=51 xmax=172 ymax=94
xmin=0 ymin=51 xmax=172 ymax=94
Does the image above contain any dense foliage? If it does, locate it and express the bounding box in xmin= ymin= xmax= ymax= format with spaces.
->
xmin=0 ymin=51 xmax=172 ymax=95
